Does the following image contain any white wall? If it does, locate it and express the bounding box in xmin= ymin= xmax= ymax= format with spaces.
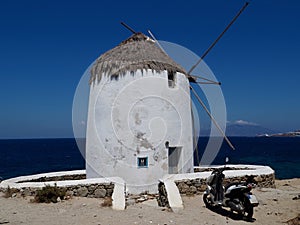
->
xmin=86 ymin=69 xmax=193 ymax=194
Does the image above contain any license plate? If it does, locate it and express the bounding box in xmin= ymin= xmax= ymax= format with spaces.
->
xmin=248 ymin=194 xmax=259 ymax=205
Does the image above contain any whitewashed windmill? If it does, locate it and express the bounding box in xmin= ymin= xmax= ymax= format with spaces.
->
xmin=85 ymin=2 xmax=249 ymax=194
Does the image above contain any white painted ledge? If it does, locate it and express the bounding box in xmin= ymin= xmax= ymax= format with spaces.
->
xmin=163 ymin=179 xmax=183 ymax=213
xmin=111 ymin=177 xmax=126 ymax=210
xmin=0 ymin=170 xmax=86 ymax=188
xmin=0 ymin=170 xmax=126 ymax=211
xmin=191 ymin=164 xmax=274 ymax=180
xmin=161 ymin=164 xmax=274 ymax=186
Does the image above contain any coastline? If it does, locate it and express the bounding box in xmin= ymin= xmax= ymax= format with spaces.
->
xmin=1 ymin=178 xmax=299 ymax=225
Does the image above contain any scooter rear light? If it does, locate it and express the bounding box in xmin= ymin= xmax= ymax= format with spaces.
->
xmin=247 ymin=183 xmax=252 ymax=190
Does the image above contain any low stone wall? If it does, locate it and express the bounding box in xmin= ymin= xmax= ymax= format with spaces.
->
xmin=175 ymin=173 xmax=275 ymax=196
xmin=0 ymin=170 xmax=117 ymax=199
xmin=66 ymin=183 xmax=114 ymax=198
xmin=0 ymin=171 xmax=126 ymax=210
xmin=158 ymin=165 xmax=276 ymax=209
xmin=0 ymin=183 xmax=114 ymax=198
xmin=157 ymin=182 xmax=169 ymax=207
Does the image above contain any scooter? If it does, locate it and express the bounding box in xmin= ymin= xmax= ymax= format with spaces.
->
xmin=203 ymin=162 xmax=259 ymax=219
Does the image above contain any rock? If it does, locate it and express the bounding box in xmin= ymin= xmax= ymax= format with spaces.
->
xmin=292 ymin=195 xmax=300 ymax=200
xmin=254 ymin=176 xmax=263 ymax=183
xmin=200 ymin=185 xmax=207 ymax=191
xmin=177 ymin=182 xmax=189 ymax=193
xmin=20 ymin=188 xmax=31 ymax=197
xmin=77 ymin=187 xmax=88 ymax=197
xmin=94 ymin=188 xmax=106 ymax=198
xmin=65 ymin=190 xmax=74 ymax=197
xmin=0 ymin=218 xmax=9 ymax=224
xmin=126 ymin=198 xmax=136 ymax=206
xmin=106 ymin=188 xmax=113 ymax=196
xmin=57 ymin=197 xmax=61 ymax=202
xmin=136 ymin=197 xmax=147 ymax=203
xmin=286 ymin=215 xmax=300 ymax=225
xmin=88 ymin=185 xmax=96 ymax=192
xmin=194 ymin=182 xmax=202 ymax=187
xmin=189 ymin=186 xmax=197 ymax=194
xmin=11 ymin=193 xmax=17 ymax=198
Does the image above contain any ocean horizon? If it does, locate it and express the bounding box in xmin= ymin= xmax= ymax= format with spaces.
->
xmin=0 ymin=137 xmax=299 ymax=180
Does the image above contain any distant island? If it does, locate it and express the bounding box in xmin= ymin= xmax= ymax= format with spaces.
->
xmin=200 ymin=121 xmax=299 ymax=137
xmin=257 ymin=130 xmax=300 ymax=137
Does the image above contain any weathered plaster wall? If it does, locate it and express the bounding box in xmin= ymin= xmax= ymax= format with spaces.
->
xmin=86 ymin=69 xmax=194 ymax=194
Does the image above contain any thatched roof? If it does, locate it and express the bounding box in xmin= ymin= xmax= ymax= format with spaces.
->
xmin=90 ymin=32 xmax=188 ymax=84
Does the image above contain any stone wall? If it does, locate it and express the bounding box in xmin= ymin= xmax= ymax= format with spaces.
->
xmin=157 ymin=182 xmax=169 ymax=207
xmin=0 ymin=183 xmax=114 ymax=198
xmin=175 ymin=173 xmax=275 ymax=195
xmin=157 ymin=172 xmax=275 ymax=208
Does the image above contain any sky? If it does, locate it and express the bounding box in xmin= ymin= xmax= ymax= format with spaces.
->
xmin=0 ymin=0 xmax=299 ymax=138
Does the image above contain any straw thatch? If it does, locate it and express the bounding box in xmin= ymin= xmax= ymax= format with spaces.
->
xmin=90 ymin=33 xmax=187 ymax=84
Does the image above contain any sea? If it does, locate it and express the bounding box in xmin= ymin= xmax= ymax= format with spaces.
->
xmin=0 ymin=137 xmax=299 ymax=180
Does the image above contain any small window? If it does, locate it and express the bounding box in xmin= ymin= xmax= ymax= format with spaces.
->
xmin=137 ymin=157 xmax=148 ymax=168
xmin=168 ymin=72 xmax=175 ymax=88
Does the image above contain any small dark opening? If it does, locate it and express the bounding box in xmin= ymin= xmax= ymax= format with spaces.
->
xmin=165 ymin=141 xmax=169 ymax=148
xmin=168 ymin=146 xmax=182 ymax=174
xmin=168 ymin=72 xmax=175 ymax=88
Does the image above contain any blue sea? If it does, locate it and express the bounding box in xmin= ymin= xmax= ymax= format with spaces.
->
xmin=0 ymin=137 xmax=299 ymax=180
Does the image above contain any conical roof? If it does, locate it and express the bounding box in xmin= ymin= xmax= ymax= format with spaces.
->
xmin=90 ymin=33 xmax=187 ymax=83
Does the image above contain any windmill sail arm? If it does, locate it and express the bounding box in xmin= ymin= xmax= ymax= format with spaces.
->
xmin=196 ymin=82 xmax=221 ymax=85
xmin=190 ymin=74 xmax=221 ymax=85
xmin=120 ymin=22 xmax=137 ymax=34
xmin=190 ymin=85 xmax=235 ymax=150
xmin=187 ymin=2 xmax=249 ymax=75
xmin=147 ymin=30 xmax=167 ymax=54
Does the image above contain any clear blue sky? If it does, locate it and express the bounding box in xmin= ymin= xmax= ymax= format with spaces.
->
xmin=0 ymin=0 xmax=299 ymax=138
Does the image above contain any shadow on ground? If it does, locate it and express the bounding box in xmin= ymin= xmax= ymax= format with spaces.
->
xmin=206 ymin=205 xmax=256 ymax=223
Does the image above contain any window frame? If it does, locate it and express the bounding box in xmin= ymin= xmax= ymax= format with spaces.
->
xmin=137 ymin=156 xmax=148 ymax=168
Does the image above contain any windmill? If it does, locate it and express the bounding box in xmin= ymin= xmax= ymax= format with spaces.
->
xmin=121 ymin=2 xmax=249 ymax=165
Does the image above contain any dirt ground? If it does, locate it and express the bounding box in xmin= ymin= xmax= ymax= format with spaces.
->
xmin=0 ymin=179 xmax=299 ymax=225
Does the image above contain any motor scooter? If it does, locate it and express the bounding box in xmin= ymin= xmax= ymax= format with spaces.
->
xmin=203 ymin=160 xmax=259 ymax=219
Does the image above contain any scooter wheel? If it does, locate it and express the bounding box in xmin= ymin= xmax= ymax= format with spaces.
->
xmin=203 ymin=193 xmax=212 ymax=207
xmin=244 ymin=205 xmax=254 ymax=219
